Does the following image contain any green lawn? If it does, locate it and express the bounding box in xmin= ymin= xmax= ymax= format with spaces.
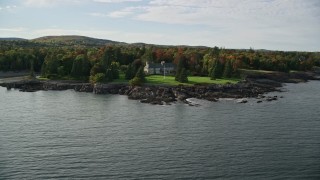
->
xmin=39 ymin=73 xmax=239 ymax=86
xmin=145 ymin=75 xmax=239 ymax=86
xmin=113 ymin=74 xmax=239 ymax=86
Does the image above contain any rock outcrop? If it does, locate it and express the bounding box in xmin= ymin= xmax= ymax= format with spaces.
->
xmin=1 ymin=70 xmax=319 ymax=105
xmin=0 ymin=79 xmax=279 ymax=105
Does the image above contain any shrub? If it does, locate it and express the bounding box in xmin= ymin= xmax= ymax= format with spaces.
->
xmin=129 ymin=77 xmax=142 ymax=86
xmin=90 ymin=73 xmax=106 ymax=83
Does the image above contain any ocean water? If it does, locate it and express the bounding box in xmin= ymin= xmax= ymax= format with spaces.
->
xmin=0 ymin=81 xmax=319 ymax=179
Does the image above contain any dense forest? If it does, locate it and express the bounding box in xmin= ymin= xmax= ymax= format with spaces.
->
xmin=1 ymin=36 xmax=319 ymax=84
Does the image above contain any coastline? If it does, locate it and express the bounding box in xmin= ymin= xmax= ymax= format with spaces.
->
xmin=1 ymin=71 xmax=319 ymax=105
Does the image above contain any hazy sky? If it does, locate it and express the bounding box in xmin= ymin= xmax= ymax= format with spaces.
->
xmin=0 ymin=0 xmax=319 ymax=51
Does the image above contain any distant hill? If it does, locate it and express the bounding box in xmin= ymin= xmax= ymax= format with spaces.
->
xmin=0 ymin=37 xmax=27 ymax=41
xmin=31 ymin=35 xmax=123 ymax=46
xmin=0 ymin=35 xmax=211 ymax=49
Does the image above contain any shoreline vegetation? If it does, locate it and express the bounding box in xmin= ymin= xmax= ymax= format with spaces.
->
xmin=1 ymin=35 xmax=320 ymax=105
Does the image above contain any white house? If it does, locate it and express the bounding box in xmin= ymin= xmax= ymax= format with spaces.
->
xmin=144 ymin=62 xmax=176 ymax=75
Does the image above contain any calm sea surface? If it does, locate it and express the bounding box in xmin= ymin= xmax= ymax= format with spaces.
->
xmin=0 ymin=81 xmax=320 ymax=179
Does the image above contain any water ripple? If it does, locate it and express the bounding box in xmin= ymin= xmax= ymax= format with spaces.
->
xmin=0 ymin=81 xmax=320 ymax=179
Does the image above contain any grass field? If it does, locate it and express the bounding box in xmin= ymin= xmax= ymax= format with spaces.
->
xmin=145 ymin=75 xmax=239 ymax=86
xmin=42 ymin=73 xmax=240 ymax=86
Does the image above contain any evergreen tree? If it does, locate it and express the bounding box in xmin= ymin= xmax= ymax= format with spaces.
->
xmin=211 ymin=46 xmax=220 ymax=57
xmin=103 ymin=66 xmax=120 ymax=81
xmin=179 ymin=68 xmax=188 ymax=83
xmin=135 ymin=66 xmax=145 ymax=82
xmin=102 ymin=47 xmax=114 ymax=67
xmin=29 ymin=56 xmax=35 ymax=78
xmin=125 ymin=63 xmax=134 ymax=80
xmin=210 ymin=60 xmax=223 ymax=79
xmin=175 ymin=53 xmax=188 ymax=82
xmin=207 ymin=46 xmax=223 ymax=79
xmin=101 ymin=47 xmax=118 ymax=82
xmin=71 ymin=54 xmax=91 ymax=78
xmin=132 ymin=59 xmax=143 ymax=75
xmin=209 ymin=64 xmax=216 ymax=80
xmin=42 ymin=53 xmax=59 ymax=77
xmin=113 ymin=47 xmax=122 ymax=63
xmin=81 ymin=52 xmax=91 ymax=77
xmin=223 ymin=60 xmax=233 ymax=78
xmin=47 ymin=55 xmax=59 ymax=75
xmin=111 ymin=62 xmax=120 ymax=79
xmin=41 ymin=60 xmax=46 ymax=76
xmin=71 ymin=57 xmax=82 ymax=77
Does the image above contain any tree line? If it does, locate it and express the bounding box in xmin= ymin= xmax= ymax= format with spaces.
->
xmin=0 ymin=41 xmax=319 ymax=84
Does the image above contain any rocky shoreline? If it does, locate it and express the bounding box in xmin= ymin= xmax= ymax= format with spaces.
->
xmin=0 ymin=71 xmax=319 ymax=105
